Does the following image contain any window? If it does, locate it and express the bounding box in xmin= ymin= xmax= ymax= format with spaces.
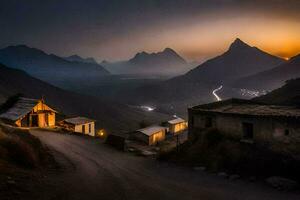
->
xmin=89 ymin=124 xmax=91 ymax=133
xmin=284 ymin=129 xmax=289 ymax=136
xmin=242 ymin=122 xmax=254 ymax=139
xmin=205 ymin=117 xmax=213 ymax=128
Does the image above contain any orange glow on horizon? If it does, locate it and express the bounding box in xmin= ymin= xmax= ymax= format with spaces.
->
xmin=118 ymin=16 xmax=300 ymax=62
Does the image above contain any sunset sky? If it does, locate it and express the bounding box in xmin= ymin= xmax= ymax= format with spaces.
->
xmin=0 ymin=0 xmax=300 ymax=62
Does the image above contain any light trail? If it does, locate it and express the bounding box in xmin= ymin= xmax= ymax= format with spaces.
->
xmin=212 ymin=85 xmax=223 ymax=101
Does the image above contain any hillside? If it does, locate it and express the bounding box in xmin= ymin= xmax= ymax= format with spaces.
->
xmin=0 ymin=63 xmax=168 ymax=133
xmin=103 ymin=48 xmax=194 ymax=76
xmin=124 ymin=39 xmax=284 ymax=115
xmin=254 ymin=78 xmax=300 ymax=106
xmin=0 ymin=45 xmax=109 ymax=87
xmin=234 ymin=54 xmax=300 ymax=91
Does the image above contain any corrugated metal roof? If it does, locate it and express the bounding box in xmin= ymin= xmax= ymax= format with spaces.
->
xmin=64 ymin=117 xmax=95 ymax=125
xmin=168 ymin=118 xmax=186 ymax=124
xmin=0 ymin=97 xmax=39 ymax=121
xmin=137 ymin=125 xmax=166 ymax=136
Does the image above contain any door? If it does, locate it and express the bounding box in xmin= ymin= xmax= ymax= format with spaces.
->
xmin=82 ymin=125 xmax=86 ymax=134
xmin=242 ymin=122 xmax=254 ymax=139
xmin=45 ymin=114 xmax=49 ymax=127
xmin=205 ymin=117 xmax=213 ymax=128
xmin=31 ymin=115 xmax=38 ymax=127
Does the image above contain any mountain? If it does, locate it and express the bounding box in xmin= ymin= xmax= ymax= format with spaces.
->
xmin=233 ymin=54 xmax=300 ymax=90
xmin=0 ymin=45 xmax=109 ymax=87
xmin=64 ymin=55 xmax=98 ymax=64
xmin=181 ymin=38 xmax=284 ymax=85
xmin=0 ymin=63 xmax=168 ymax=133
xmin=254 ymin=78 xmax=300 ymax=106
xmin=103 ymin=48 xmax=194 ymax=76
xmin=124 ymin=39 xmax=285 ymax=115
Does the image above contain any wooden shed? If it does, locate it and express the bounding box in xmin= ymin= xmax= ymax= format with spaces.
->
xmin=60 ymin=117 xmax=95 ymax=137
xmin=134 ymin=126 xmax=166 ymax=146
xmin=0 ymin=97 xmax=56 ymax=128
xmin=168 ymin=118 xmax=188 ymax=135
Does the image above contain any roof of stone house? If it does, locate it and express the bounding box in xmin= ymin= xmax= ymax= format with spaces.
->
xmin=137 ymin=125 xmax=166 ymax=136
xmin=168 ymin=117 xmax=186 ymax=124
xmin=0 ymin=97 xmax=51 ymax=121
xmin=64 ymin=117 xmax=95 ymax=125
xmin=191 ymin=98 xmax=300 ymax=118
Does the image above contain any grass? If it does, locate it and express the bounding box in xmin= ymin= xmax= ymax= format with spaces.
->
xmin=0 ymin=123 xmax=54 ymax=169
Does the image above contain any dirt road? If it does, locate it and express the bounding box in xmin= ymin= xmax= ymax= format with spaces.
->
xmin=30 ymin=130 xmax=299 ymax=200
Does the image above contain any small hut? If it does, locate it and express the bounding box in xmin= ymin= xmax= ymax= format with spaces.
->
xmin=0 ymin=97 xmax=56 ymax=127
xmin=167 ymin=118 xmax=188 ymax=135
xmin=60 ymin=117 xmax=95 ymax=137
xmin=134 ymin=126 xmax=166 ymax=145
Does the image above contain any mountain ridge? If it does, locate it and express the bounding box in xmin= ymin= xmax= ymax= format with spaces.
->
xmin=64 ymin=55 xmax=98 ymax=64
xmin=123 ymin=38 xmax=285 ymax=115
xmin=0 ymin=45 xmax=109 ymax=87
xmin=233 ymin=52 xmax=300 ymax=90
xmin=103 ymin=48 xmax=194 ymax=75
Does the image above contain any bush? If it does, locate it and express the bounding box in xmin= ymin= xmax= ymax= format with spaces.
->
xmin=0 ymin=124 xmax=51 ymax=169
xmin=0 ymin=136 xmax=38 ymax=168
xmin=161 ymin=129 xmax=300 ymax=180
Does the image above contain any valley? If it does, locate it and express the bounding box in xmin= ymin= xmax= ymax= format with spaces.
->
xmin=1 ymin=2 xmax=300 ymax=199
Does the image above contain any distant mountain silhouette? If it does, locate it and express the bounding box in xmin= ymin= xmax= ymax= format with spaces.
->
xmin=182 ymin=38 xmax=284 ymax=84
xmin=125 ymin=39 xmax=285 ymax=115
xmin=234 ymin=54 xmax=300 ymax=90
xmin=0 ymin=45 xmax=109 ymax=87
xmin=0 ymin=63 xmax=168 ymax=133
xmin=254 ymin=78 xmax=300 ymax=106
xmin=64 ymin=55 xmax=98 ymax=64
xmin=103 ymin=48 xmax=195 ymax=76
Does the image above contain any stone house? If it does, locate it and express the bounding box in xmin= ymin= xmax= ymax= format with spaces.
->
xmin=188 ymin=99 xmax=300 ymax=144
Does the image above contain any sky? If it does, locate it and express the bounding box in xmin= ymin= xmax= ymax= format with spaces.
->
xmin=0 ymin=0 xmax=300 ymax=62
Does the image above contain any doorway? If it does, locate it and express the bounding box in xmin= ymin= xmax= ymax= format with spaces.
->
xmin=242 ymin=122 xmax=254 ymax=139
xmin=82 ymin=125 xmax=86 ymax=134
xmin=31 ymin=115 xmax=39 ymax=127
xmin=205 ymin=117 xmax=213 ymax=128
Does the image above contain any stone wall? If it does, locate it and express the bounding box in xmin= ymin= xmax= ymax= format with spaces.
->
xmin=188 ymin=109 xmax=300 ymax=153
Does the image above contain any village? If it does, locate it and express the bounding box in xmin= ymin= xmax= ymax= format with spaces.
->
xmin=2 ymin=1 xmax=300 ymax=199
xmin=1 ymin=96 xmax=300 ymax=163
xmin=0 ymin=95 xmax=300 ymax=198
xmin=0 ymin=97 xmax=189 ymax=156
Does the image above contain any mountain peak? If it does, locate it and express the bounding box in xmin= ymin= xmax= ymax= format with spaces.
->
xmin=64 ymin=54 xmax=98 ymax=64
xmin=229 ymin=38 xmax=251 ymax=51
xmin=2 ymin=44 xmax=47 ymax=56
xmin=68 ymin=55 xmax=82 ymax=59
xmin=14 ymin=44 xmax=30 ymax=48
xmin=163 ymin=47 xmax=176 ymax=54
